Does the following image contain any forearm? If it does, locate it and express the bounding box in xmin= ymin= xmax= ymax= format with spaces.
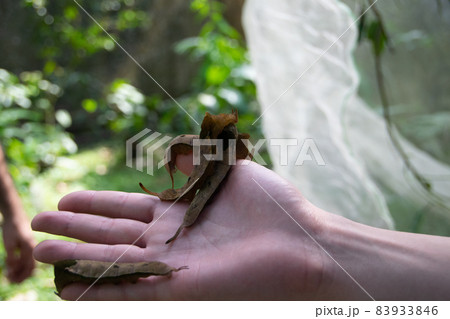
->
xmin=317 ymin=212 xmax=450 ymax=300
xmin=0 ymin=147 xmax=24 ymax=221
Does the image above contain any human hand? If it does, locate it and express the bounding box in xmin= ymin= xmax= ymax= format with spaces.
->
xmin=32 ymin=158 xmax=328 ymax=300
xmin=2 ymin=212 xmax=35 ymax=283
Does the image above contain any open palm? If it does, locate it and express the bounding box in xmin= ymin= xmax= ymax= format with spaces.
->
xmin=32 ymin=160 xmax=326 ymax=300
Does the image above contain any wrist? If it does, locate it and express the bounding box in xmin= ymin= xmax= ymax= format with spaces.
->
xmin=315 ymin=212 xmax=450 ymax=300
xmin=2 ymin=209 xmax=26 ymax=224
xmin=283 ymin=201 xmax=335 ymax=300
xmin=2 ymin=208 xmax=30 ymax=236
xmin=285 ymin=202 xmax=388 ymax=300
xmin=315 ymin=213 xmax=379 ymax=300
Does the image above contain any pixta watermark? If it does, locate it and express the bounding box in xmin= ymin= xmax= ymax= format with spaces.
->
xmin=126 ymin=129 xmax=325 ymax=175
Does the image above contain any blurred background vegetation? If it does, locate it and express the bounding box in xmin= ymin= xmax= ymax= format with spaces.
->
xmin=0 ymin=0 xmax=448 ymax=300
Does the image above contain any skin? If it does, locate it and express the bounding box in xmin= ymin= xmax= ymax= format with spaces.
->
xmin=0 ymin=146 xmax=35 ymax=283
xmin=32 ymin=155 xmax=450 ymax=300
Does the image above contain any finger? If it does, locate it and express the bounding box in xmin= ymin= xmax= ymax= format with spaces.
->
xmin=5 ymin=255 xmax=21 ymax=283
xmin=61 ymin=282 xmax=126 ymax=301
xmin=33 ymin=240 xmax=146 ymax=264
xmin=3 ymin=237 xmax=16 ymax=262
xmin=8 ymin=255 xmax=34 ymax=283
xmin=14 ymin=240 xmax=35 ymax=283
xmin=59 ymin=255 xmax=216 ymax=301
xmin=58 ymin=191 xmax=156 ymax=223
xmin=32 ymin=211 xmax=148 ymax=247
xmin=6 ymin=248 xmax=33 ymax=284
xmin=175 ymin=152 xmax=193 ymax=176
xmin=6 ymin=265 xmax=23 ymax=283
xmin=60 ymin=273 xmax=188 ymax=301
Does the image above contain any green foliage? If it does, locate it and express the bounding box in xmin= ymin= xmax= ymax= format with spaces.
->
xmin=357 ymin=4 xmax=390 ymax=56
xmin=10 ymin=0 xmax=261 ymax=139
xmin=23 ymin=0 xmax=149 ymax=63
xmin=18 ymin=0 xmax=151 ymax=137
xmin=0 ymin=69 xmax=77 ymax=189
xmin=0 ymin=0 xmax=264 ymax=199
xmin=104 ymin=79 xmax=160 ymax=134
xmin=0 ymin=0 xmax=264 ymax=299
xmin=61 ymin=0 xmax=262 ymax=139
xmin=365 ymin=20 xmax=389 ymax=56
xmin=174 ymin=0 xmax=261 ymax=137
xmin=178 ymin=0 xmax=245 ymax=87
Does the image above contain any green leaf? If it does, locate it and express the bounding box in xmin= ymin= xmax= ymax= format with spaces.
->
xmin=82 ymin=99 xmax=97 ymax=113
xmin=43 ymin=60 xmax=57 ymax=74
xmin=205 ymin=65 xmax=229 ymax=85
xmin=174 ymin=37 xmax=200 ymax=55
xmin=367 ymin=20 xmax=387 ymax=56
xmin=64 ymin=6 xmax=79 ymax=21
xmin=0 ymin=108 xmax=42 ymax=126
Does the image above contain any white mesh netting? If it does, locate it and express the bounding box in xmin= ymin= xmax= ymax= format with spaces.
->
xmin=243 ymin=0 xmax=450 ymax=229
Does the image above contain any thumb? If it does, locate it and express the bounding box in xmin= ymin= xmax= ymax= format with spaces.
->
xmin=175 ymin=151 xmax=194 ymax=176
